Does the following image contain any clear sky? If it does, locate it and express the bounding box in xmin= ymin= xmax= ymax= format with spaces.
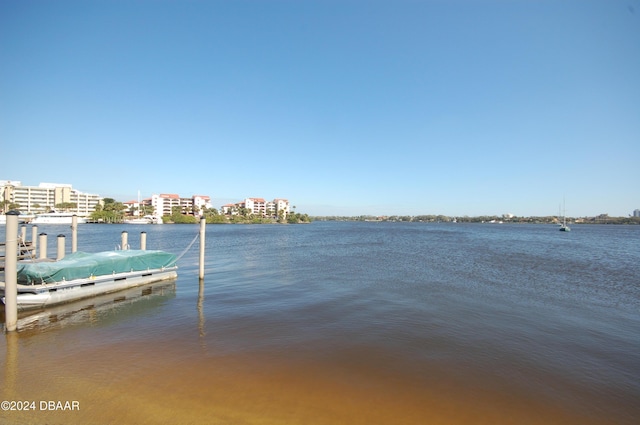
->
xmin=2 ymin=0 xmax=639 ymax=217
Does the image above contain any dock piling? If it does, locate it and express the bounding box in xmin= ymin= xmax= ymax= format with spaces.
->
xmin=72 ymin=215 xmax=78 ymax=253
xmin=57 ymin=234 xmax=66 ymax=260
xmin=121 ymin=231 xmax=129 ymax=251
xmin=199 ymin=217 xmax=206 ymax=280
xmin=31 ymin=225 xmax=38 ymax=253
xmin=38 ymin=233 xmax=47 ymax=259
xmin=140 ymin=231 xmax=147 ymax=251
xmin=4 ymin=211 xmax=19 ymax=332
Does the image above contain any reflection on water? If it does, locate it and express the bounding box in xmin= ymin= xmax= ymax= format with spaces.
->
xmin=3 ymin=331 xmax=18 ymax=402
xmin=1 ymin=280 xmax=176 ymax=334
xmin=197 ymin=278 xmax=206 ymax=343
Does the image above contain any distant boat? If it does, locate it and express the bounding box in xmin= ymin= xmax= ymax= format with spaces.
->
xmin=0 ymin=249 xmax=178 ymax=311
xmin=559 ymin=199 xmax=571 ymax=232
xmin=0 ymin=211 xmax=35 ymax=225
xmin=32 ymin=211 xmax=87 ymax=225
xmin=124 ymin=215 xmax=161 ymax=225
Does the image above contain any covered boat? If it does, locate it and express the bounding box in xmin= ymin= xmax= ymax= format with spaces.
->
xmin=1 ymin=250 xmax=177 ymax=310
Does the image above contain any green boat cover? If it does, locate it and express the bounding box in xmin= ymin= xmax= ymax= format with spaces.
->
xmin=17 ymin=250 xmax=177 ymax=285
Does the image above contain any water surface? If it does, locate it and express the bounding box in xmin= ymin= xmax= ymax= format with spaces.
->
xmin=1 ymin=222 xmax=639 ymax=424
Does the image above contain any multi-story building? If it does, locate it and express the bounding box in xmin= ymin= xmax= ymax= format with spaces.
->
xmin=221 ymin=203 xmax=236 ymax=215
xmin=150 ymin=193 xmax=212 ymax=217
xmin=245 ymin=198 xmax=267 ymax=216
xmin=273 ymin=198 xmax=290 ymax=218
xmin=123 ymin=199 xmax=138 ymax=216
xmin=222 ymin=197 xmax=290 ymax=218
xmin=180 ymin=196 xmax=194 ymax=215
xmin=0 ymin=180 xmax=102 ymax=216
xmin=123 ymin=198 xmax=154 ymax=217
xmin=1 ymin=180 xmax=215 ymax=219
xmin=151 ymin=194 xmax=181 ymax=217
xmin=634 ymin=209 xmax=640 ymax=218
xmin=193 ymin=195 xmax=212 ymax=216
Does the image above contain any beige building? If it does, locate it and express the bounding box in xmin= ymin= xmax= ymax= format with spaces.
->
xmin=0 ymin=180 xmax=102 ymax=216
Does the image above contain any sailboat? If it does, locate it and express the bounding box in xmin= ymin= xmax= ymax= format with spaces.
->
xmin=559 ymin=199 xmax=570 ymax=232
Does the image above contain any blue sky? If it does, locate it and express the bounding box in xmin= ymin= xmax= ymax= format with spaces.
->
xmin=2 ymin=0 xmax=639 ymax=217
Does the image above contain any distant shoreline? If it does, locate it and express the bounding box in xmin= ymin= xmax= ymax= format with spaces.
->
xmin=311 ymin=215 xmax=640 ymax=225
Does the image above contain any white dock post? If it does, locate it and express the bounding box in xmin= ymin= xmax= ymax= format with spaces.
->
xmin=140 ymin=231 xmax=147 ymax=250
xmin=121 ymin=231 xmax=129 ymax=250
xmin=32 ymin=225 xmax=38 ymax=253
xmin=56 ymin=234 xmax=66 ymax=260
xmin=199 ymin=217 xmax=206 ymax=280
xmin=4 ymin=211 xmax=19 ymax=332
xmin=39 ymin=233 xmax=48 ymax=259
xmin=71 ymin=215 xmax=78 ymax=253
xmin=20 ymin=225 xmax=26 ymax=244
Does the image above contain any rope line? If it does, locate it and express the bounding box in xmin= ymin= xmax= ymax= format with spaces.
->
xmin=175 ymin=231 xmax=199 ymax=263
xmin=19 ymin=238 xmax=36 ymax=261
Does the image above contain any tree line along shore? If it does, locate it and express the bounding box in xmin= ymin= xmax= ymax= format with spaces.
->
xmin=312 ymin=214 xmax=640 ymax=225
xmin=4 ymin=198 xmax=637 ymax=225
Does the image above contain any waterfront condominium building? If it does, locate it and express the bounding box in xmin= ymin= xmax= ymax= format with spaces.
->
xmin=221 ymin=197 xmax=290 ymax=218
xmin=193 ymin=195 xmax=212 ymax=216
xmin=151 ymin=194 xmax=181 ymax=217
xmin=150 ymin=194 xmax=213 ymax=217
xmin=0 ymin=180 xmax=102 ymax=216
xmin=273 ymin=199 xmax=290 ymax=218
xmin=244 ymin=197 xmax=267 ymax=216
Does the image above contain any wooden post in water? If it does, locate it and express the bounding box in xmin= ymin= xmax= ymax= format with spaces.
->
xmin=199 ymin=216 xmax=206 ymax=280
xmin=71 ymin=215 xmax=78 ymax=253
xmin=39 ymin=233 xmax=48 ymax=259
xmin=56 ymin=234 xmax=65 ymax=260
xmin=20 ymin=225 xmax=26 ymax=244
xmin=4 ymin=211 xmax=19 ymax=332
xmin=121 ymin=231 xmax=128 ymax=251
xmin=140 ymin=231 xmax=147 ymax=250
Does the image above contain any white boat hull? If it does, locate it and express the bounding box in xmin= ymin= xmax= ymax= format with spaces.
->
xmin=32 ymin=214 xmax=87 ymax=224
xmin=0 ymin=214 xmax=35 ymax=225
xmin=1 ymin=267 xmax=177 ymax=311
xmin=123 ymin=216 xmax=160 ymax=224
